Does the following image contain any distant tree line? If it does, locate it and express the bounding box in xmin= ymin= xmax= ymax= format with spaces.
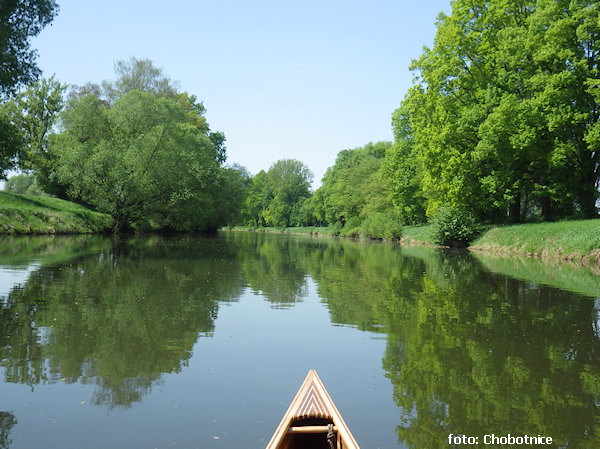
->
xmin=238 ymin=0 xmax=600 ymax=241
xmin=1 ymin=0 xmax=599 ymax=238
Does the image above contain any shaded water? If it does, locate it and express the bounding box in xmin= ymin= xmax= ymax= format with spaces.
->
xmin=0 ymin=232 xmax=599 ymax=448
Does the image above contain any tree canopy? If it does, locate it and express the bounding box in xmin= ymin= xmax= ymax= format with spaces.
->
xmin=19 ymin=59 xmax=244 ymax=232
xmin=0 ymin=0 xmax=58 ymax=98
xmin=242 ymin=159 xmax=313 ymax=228
xmin=0 ymin=0 xmax=58 ymax=178
xmin=386 ymin=0 xmax=600 ymax=223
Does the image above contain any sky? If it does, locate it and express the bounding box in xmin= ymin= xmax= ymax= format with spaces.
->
xmin=31 ymin=0 xmax=452 ymax=187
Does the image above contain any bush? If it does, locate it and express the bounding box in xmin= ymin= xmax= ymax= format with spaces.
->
xmin=339 ymin=216 xmax=361 ymax=237
xmin=360 ymin=211 xmax=403 ymax=240
xmin=430 ymin=206 xmax=479 ymax=247
xmin=330 ymin=221 xmax=343 ymax=236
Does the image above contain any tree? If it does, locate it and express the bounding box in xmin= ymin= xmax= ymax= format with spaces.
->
xmin=383 ymin=107 xmax=427 ymax=224
xmin=52 ymin=90 xmax=224 ymax=232
xmin=242 ymin=170 xmax=271 ymax=227
xmin=242 ymin=159 xmax=313 ymax=228
xmin=0 ymin=104 xmax=21 ymax=179
xmin=313 ymin=142 xmax=394 ymax=232
xmin=390 ymin=0 xmax=600 ymax=222
xmin=101 ymin=57 xmax=178 ymax=104
xmin=263 ymin=159 xmax=313 ymax=228
xmin=0 ymin=0 xmax=58 ymax=98
xmin=5 ymin=76 xmax=66 ymax=174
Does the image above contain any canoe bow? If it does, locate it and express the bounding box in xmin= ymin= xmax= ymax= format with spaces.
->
xmin=265 ymin=370 xmax=360 ymax=449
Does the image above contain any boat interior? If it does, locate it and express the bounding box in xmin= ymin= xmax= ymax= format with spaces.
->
xmin=277 ymin=417 xmax=341 ymax=449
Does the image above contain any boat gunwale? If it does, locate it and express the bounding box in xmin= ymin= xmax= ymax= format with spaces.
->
xmin=265 ymin=370 xmax=360 ymax=449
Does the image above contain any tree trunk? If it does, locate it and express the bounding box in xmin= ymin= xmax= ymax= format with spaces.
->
xmin=540 ymin=195 xmax=553 ymax=221
xmin=508 ymin=193 xmax=521 ymax=223
xmin=578 ymin=161 xmax=599 ymax=218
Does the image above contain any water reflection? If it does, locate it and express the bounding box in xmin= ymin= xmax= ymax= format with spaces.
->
xmin=0 ymin=233 xmax=599 ymax=447
xmin=0 ymin=412 xmax=16 ymax=449
xmin=0 ymin=235 xmax=245 ymax=408
xmin=378 ymin=250 xmax=600 ymax=449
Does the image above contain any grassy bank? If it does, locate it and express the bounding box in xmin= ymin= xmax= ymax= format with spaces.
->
xmin=400 ymin=224 xmax=434 ymax=245
xmin=227 ymin=225 xmax=334 ymax=236
xmin=227 ymin=219 xmax=600 ymax=265
xmin=470 ymin=219 xmax=600 ymax=263
xmin=0 ymin=192 xmax=113 ymax=234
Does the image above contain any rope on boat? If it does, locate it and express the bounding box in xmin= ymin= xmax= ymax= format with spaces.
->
xmin=327 ymin=424 xmax=336 ymax=449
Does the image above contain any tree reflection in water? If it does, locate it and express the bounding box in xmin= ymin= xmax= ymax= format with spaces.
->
xmin=0 ymin=232 xmax=599 ymax=448
xmin=0 ymin=412 xmax=16 ymax=449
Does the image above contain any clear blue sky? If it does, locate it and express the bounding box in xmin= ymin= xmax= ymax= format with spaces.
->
xmin=32 ymin=0 xmax=451 ymax=187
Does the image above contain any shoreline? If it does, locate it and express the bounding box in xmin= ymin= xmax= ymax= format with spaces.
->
xmin=225 ymin=224 xmax=600 ymax=269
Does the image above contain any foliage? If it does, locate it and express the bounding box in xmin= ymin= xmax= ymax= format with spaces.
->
xmin=429 ymin=206 xmax=479 ymax=247
xmin=312 ymin=141 xmax=396 ymax=234
xmin=242 ymin=159 xmax=313 ymax=228
xmin=101 ymin=57 xmax=179 ymax=103
xmin=389 ymin=0 xmax=600 ymax=223
xmin=3 ymin=76 xmax=67 ymax=193
xmin=39 ymin=59 xmax=236 ymax=233
xmin=2 ymin=172 xmax=46 ymax=195
xmin=383 ymin=106 xmax=427 ymax=224
xmin=359 ymin=210 xmax=403 ymax=240
xmin=0 ymin=104 xmax=22 ymax=179
xmin=0 ymin=0 xmax=58 ymax=98
xmin=52 ymin=90 xmax=221 ymax=231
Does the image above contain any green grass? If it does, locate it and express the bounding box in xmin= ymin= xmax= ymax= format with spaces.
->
xmin=226 ymin=225 xmax=334 ymax=235
xmin=471 ymin=219 xmax=600 ymax=260
xmin=0 ymin=192 xmax=113 ymax=234
xmin=401 ymin=224 xmax=434 ymax=244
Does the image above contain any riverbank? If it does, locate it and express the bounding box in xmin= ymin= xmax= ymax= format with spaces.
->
xmin=228 ymin=219 xmax=600 ymax=266
xmin=227 ymin=225 xmax=336 ymax=237
xmin=470 ymin=219 xmax=600 ymax=265
xmin=0 ymin=192 xmax=113 ymax=234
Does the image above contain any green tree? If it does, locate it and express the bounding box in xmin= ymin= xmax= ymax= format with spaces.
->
xmin=3 ymin=172 xmax=33 ymax=193
xmin=313 ymin=141 xmax=396 ymax=235
xmin=383 ymin=105 xmax=427 ymax=224
xmin=0 ymin=104 xmax=21 ymax=179
xmin=393 ymin=0 xmax=600 ymax=223
xmin=52 ymin=90 xmax=223 ymax=232
xmin=0 ymin=0 xmax=58 ymax=98
xmin=242 ymin=159 xmax=313 ymax=228
xmin=242 ymin=170 xmax=271 ymax=227
xmin=263 ymin=159 xmax=313 ymax=228
xmin=4 ymin=77 xmax=66 ymax=186
xmin=101 ymin=57 xmax=178 ymax=103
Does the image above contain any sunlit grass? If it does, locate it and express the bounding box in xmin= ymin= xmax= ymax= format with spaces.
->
xmin=401 ymin=224 xmax=434 ymax=244
xmin=226 ymin=225 xmax=333 ymax=235
xmin=0 ymin=192 xmax=113 ymax=234
xmin=472 ymin=219 xmax=600 ymax=257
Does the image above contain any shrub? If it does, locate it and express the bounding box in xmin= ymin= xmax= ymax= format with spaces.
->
xmin=430 ymin=206 xmax=479 ymax=247
xmin=360 ymin=211 xmax=403 ymax=240
xmin=339 ymin=216 xmax=361 ymax=237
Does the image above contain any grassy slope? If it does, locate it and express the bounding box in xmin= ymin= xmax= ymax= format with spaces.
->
xmin=0 ymin=192 xmax=113 ymax=234
xmin=400 ymin=224 xmax=434 ymax=245
xmin=471 ymin=219 xmax=600 ymax=261
xmin=231 ymin=219 xmax=600 ymax=264
xmin=227 ymin=225 xmax=335 ymax=236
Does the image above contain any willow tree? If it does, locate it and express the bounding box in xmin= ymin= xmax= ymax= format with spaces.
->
xmin=52 ymin=91 xmax=224 ymax=232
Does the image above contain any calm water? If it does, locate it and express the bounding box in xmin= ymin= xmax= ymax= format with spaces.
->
xmin=0 ymin=232 xmax=599 ymax=448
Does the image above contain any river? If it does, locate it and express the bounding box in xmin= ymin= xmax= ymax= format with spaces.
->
xmin=0 ymin=232 xmax=598 ymax=448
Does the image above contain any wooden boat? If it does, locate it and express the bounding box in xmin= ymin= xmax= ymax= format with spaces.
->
xmin=265 ymin=370 xmax=360 ymax=449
